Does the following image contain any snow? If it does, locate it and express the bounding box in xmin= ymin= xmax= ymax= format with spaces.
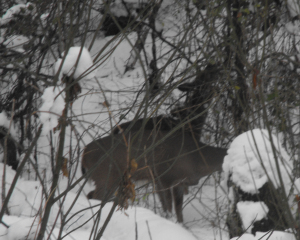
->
xmin=54 ymin=46 xmax=96 ymax=81
xmin=237 ymin=201 xmax=268 ymax=233
xmin=90 ymin=34 xmax=135 ymax=76
xmin=109 ymin=2 xmax=129 ymax=17
xmin=6 ymin=217 xmax=39 ymax=240
xmin=41 ymin=47 xmax=98 ymax=134
xmin=98 ymin=203 xmax=197 ymax=240
xmin=0 ymin=112 xmax=18 ymax=139
xmin=3 ymin=204 xmax=198 ymax=240
xmin=0 ymin=112 xmax=11 ymax=129
xmin=8 ymin=35 xmax=202 ymax=240
xmin=3 ymin=35 xmax=29 ymax=53
xmin=39 ymin=12 xmax=50 ymax=28
xmin=287 ymin=0 xmax=300 ymax=18
xmin=285 ymin=21 xmax=300 ymax=35
xmin=222 ymin=129 xmax=292 ymax=194
xmin=39 ymin=86 xmax=65 ymax=134
xmin=222 ymin=129 xmax=294 ymax=238
xmin=0 ymin=162 xmax=196 ymax=240
xmin=0 ymin=3 xmax=34 ymax=26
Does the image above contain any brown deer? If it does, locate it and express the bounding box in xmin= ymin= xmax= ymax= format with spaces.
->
xmin=82 ymin=127 xmax=227 ymax=222
xmin=82 ymin=64 xmax=227 ymax=222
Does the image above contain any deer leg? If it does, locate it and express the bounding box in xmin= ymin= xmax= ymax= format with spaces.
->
xmin=172 ymin=184 xmax=186 ymax=223
xmin=156 ymin=180 xmax=172 ymax=214
xmin=159 ymin=189 xmax=173 ymax=213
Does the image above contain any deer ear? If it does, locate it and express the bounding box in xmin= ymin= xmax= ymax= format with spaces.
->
xmin=178 ymin=82 xmax=195 ymax=92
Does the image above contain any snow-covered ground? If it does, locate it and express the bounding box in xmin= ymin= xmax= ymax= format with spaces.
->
xmin=1 ymin=0 xmax=300 ymax=239
xmin=1 ymin=45 xmax=297 ymax=240
xmin=0 ymin=164 xmax=197 ymax=240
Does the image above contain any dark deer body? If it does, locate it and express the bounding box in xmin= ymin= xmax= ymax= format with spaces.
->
xmin=82 ymin=128 xmax=227 ymax=222
xmin=82 ymin=63 xmax=226 ymax=222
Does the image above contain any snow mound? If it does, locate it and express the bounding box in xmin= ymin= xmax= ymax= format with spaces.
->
xmin=2 ymin=198 xmax=197 ymax=240
xmin=0 ymin=162 xmax=196 ymax=240
xmin=223 ymin=129 xmax=292 ymax=194
xmin=88 ymin=202 xmax=197 ymax=240
xmin=54 ymin=46 xmax=95 ymax=81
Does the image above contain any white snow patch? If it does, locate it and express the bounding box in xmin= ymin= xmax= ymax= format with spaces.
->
xmin=3 ymin=35 xmax=29 ymax=52
xmin=287 ymin=0 xmax=300 ymax=18
xmin=40 ymin=12 xmax=50 ymax=27
xmin=285 ymin=21 xmax=300 ymax=35
xmin=54 ymin=46 xmax=95 ymax=81
xmin=237 ymin=201 xmax=268 ymax=233
xmin=0 ymin=112 xmax=11 ymax=129
xmin=89 ymin=34 xmax=137 ymax=76
xmin=2 ymin=202 xmax=198 ymax=240
xmin=0 ymin=3 xmax=34 ymax=26
xmin=223 ymin=129 xmax=292 ymax=194
xmin=49 ymin=192 xmax=96 ymax=231
xmin=0 ymin=163 xmax=42 ymax=217
xmin=39 ymin=86 xmax=65 ymax=134
xmin=0 ymin=111 xmax=18 ymax=138
xmin=109 ymin=2 xmax=128 ymax=17
xmin=94 ymin=202 xmax=197 ymax=240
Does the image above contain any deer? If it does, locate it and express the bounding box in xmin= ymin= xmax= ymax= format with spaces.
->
xmin=82 ymin=127 xmax=227 ymax=222
xmin=82 ymin=64 xmax=227 ymax=222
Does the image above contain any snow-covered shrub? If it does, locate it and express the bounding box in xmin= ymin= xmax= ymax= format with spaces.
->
xmin=223 ymin=129 xmax=293 ymax=235
xmin=223 ymin=129 xmax=292 ymax=195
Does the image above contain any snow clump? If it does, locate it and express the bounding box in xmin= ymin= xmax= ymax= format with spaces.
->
xmin=223 ymin=129 xmax=292 ymax=194
xmin=237 ymin=201 xmax=268 ymax=233
xmin=54 ymin=46 xmax=95 ymax=81
xmin=39 ymin=86 xmax=65 ymax=134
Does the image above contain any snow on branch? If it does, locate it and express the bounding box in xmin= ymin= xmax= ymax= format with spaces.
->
xmin=223 ymin=129 xmax=292 ymax=194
